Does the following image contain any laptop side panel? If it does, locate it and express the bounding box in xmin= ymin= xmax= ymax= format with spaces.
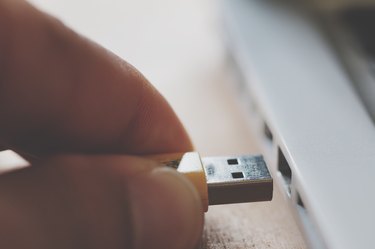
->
xmin=222 ymin=1 xmax=375 ymax=249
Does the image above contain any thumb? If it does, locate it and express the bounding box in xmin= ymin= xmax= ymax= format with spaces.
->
xmin=0 ymin=155 xmax=204 ymax=249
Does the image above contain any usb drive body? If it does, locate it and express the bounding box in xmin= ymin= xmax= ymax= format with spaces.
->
xmin=148 ymin=152 xmax=273 ymax=212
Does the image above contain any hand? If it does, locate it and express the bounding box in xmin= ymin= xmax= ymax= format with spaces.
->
xmin=0 ymin=1 xmax=204 ymax=249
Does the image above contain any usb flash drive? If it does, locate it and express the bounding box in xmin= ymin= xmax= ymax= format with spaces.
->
xmin=148 ymin=152 xmax=273 ymax=212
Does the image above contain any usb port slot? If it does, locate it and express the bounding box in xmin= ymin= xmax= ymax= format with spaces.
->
xmin=263 ymin=122 xmax=273 ymax=142
xmin=296 ymin=191 xmax=304 ymax=208
xmin=278 ymin=147 xmax=292 ymax=196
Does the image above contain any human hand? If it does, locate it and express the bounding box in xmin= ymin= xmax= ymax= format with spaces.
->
xmin=0 ymin=1 xmax=203 ymax=249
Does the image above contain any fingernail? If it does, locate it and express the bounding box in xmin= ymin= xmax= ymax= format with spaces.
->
xmin=128 ymin=167 xmax=204 ymax=249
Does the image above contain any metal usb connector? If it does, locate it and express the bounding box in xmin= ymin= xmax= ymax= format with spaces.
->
xmin=148 ymin=152 xmax=273 ymax=211
xmin=203 ymin=155 xmax=273 ymax=205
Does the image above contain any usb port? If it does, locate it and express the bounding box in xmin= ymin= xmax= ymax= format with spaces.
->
xmin=263 ymin=122 xmax=273 ymax=142
xmin=296 ymin=191 xmax=304 ymax=208
xmin=278 ymin=148 xmax=292 ymax=196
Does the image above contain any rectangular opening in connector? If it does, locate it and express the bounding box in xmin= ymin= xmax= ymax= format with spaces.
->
xmin=263 ymin=122 xmax=273 ymax=142
xmin=227 ymin=158 xmax=239 ymax=165
xmin=231 ymin=172 xmax=244 ymax=179
xmin=278 ymin=147 xmax=292 ymax=196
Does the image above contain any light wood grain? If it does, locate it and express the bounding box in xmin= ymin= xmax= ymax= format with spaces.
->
xmin=202 ymin=190 xmax=306 ymax=249
xmin=182 ymin=67 xmax=307 ymax=249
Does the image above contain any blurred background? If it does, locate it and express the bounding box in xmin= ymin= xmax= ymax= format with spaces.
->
xmin=28 ymin=0 xmax=257 ymax=156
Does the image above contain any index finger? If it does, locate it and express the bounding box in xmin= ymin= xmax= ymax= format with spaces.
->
xmin=0 ymin=1 xmax=192 ymax=156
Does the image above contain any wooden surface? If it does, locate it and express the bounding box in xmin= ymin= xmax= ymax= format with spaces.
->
xmin=173 ymin=66 xmax=307 ymax=249
xmin=9 ymin=0 xmax=307 ymax=248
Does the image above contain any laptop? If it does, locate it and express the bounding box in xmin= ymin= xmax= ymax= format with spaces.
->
xmin=221 ymin=0 xmax=375 ymax=248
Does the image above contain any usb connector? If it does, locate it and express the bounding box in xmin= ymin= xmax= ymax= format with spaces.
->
xmin=148 ymin=152 xmax=273 ymax=211
xmin=203 ymin=155 xmax=272 ymax=205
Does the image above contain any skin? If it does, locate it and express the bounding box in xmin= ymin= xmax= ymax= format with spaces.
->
xmin=0 ymin=1 xmax=204 ymax=249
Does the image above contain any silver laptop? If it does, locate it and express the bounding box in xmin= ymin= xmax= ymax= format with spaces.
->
xmin=221 ymin=0 xmax=375 ymax=248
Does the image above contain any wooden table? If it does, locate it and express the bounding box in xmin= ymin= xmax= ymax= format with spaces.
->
xmin=6 ymin=0 xmax=307 ymax=248
xmin=164 ymin=63 xmax=306 ymax=249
